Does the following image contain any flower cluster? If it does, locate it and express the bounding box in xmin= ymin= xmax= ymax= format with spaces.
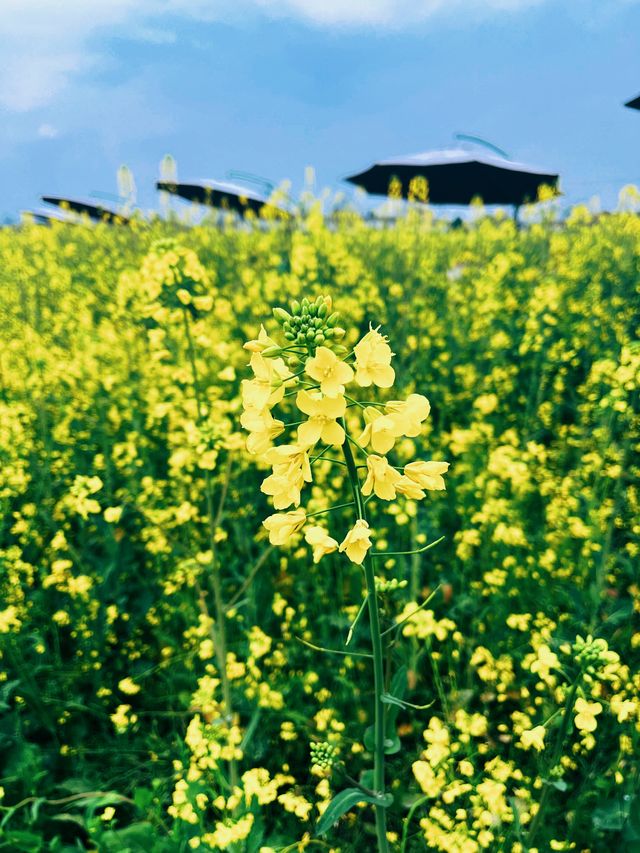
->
xmin=241 ymin=296 xmax=449 ymax=565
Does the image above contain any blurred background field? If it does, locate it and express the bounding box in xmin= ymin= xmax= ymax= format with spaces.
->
xmin=0 ymin=206 xmax=638 ymax=851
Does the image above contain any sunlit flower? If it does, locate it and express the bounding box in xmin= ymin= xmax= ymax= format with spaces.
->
xmin=520 ymin=725 xmax=546 ymax=751
xmin=261 ymin=444 xmax=312 ymax=508
xmin=241 ymin=407 xmax=285 ymax=455
xmin=304 ymin=525 xmax=339 ymax=563
xmin=362 ymin=454 xmax=402 ymax=501
xmin=404 ymin=460 xmax=449 ymax=491
xmin=357 ymin=407 xmax=399 ymax=454
xmin=305 ymin=346 xmax=354 ymax=398
xmin=242 ymin=352 xmax=292 ymax=410
xmin=263 ymin=509 xmax=307 ymax=546
xmin=574 ymin=698 xmax=602 ymax=732
xmin=244 ymin=324 xmax=278 ymax=353
xmin=339 ymin=519 xmax=373 ymax=564
xmin=296 ymin=390 xmax=346 ymax=447
xmin=354 ymin=326 xmax=395 ymax=388
xmin=385 ymin=394 xmax=430 ymax=437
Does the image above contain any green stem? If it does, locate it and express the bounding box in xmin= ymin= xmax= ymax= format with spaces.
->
xmin=341 ymin=425 xmax=390 ymax=853
xmin=527 ymin=676 xmax=581 ymax=846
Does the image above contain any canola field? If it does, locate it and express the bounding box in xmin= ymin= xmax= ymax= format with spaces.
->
xmin=0 ymin=206 xmax=639 ymax=853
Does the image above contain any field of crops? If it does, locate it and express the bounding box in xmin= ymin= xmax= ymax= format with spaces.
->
xmin=0 ymin=206 xmax=639 ymax=852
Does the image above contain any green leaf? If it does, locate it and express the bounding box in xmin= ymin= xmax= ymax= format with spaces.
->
xmin=363 ymin=726 xmax=401 ymax=754
xmin=316 ymin=788 xmax=393 ymax=836
xmin=133 ymin=787 xmax=154 ymax=811
xmin=592 ymin=796 xmax=632 ymax=832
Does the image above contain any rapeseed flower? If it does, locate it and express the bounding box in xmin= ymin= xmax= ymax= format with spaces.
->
xmin=339 ymin=519 xmax=373 ymax=564
xmin=305 ymin=346 xmax=354 ymax=397
xmin=354 ymin=326 xmax=395 ymax=388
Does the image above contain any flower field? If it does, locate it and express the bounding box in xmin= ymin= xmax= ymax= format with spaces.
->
xmin=0 ymin=205 xmax=639 ymax=852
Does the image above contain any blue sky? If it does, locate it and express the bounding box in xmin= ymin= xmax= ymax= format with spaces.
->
xmin=1 ymin=0 xmax=639 ymax=220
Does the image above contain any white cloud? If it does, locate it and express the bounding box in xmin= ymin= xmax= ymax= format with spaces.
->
xmin=0 ymin=0 xmax=633 ymax=111
xmin=37 ymin=122 xmax=59 ymax=138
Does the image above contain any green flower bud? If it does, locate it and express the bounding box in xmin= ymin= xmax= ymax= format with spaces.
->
xmin=291 ymin=299 xmax=301 ymax=315
xmin=284 ymin=332 xmax=296 ymax=341
xmin=306 ymin=328 xmax=316 ymax=341
xmin=326 ymin=312 xmax=340 ymax=327
xmin=324 ymin=328 xmax=335 ymax=338
xmin=318 ymin=302 xmax=328 ymax=318
xmin=273 ymin=307 xmax=292 ymax=324
xmin=314 ymin=333 xmax=325 ymax=344
xmin=297 ymin=332 xmax=306 ymax=343
xmin=333 ymin=327 xmax=346 ymax=339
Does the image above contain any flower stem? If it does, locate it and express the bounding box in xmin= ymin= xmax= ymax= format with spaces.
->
xmin=341 ymin=427 xmax=390 ymax=853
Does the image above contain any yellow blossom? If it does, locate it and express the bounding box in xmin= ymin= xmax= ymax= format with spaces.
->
xmin=263 ymin=509 xmax=307 ymax=546
xmin=362 ymin=454 xmax=402 ymax=501
xmin=385 ymin=394 xmax=430 ymax=437
xmin=118 ymin=677 xmax=140 ymax=695
xmin=354 ymin=326 xmax=395 ymax=388
xmin=244 ymin=324 xmax=278 ymax=353
xmin=242 ymin=352 xmax=292 ymax=410
xmin=304 ymin=525 xmax=339 ymax=563
xmin=574 ymin=698 xmax=602 ymax=732
xmin=241 ymin=407 xmax=285 ymax=455
xmin=261 ymin=444 xmax=312 ymax=508
xmin=339 ymin=519 xmax=373 ymax=564
xmin=305 ymin=346 xmax=354 ymax=397
xmin=403 ymin=460 xmax=449 ymax=491
xmin=520 ymin=725 xmax=546 ymax=751
xmin=104 ymin=506 xmax=123 ymax=524
xmin=296 ymin=390 xmax=346 ymax=447
xmin=357 ymin=407 xmax=399 ymax=454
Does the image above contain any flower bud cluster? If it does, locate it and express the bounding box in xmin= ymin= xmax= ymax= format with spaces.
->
xmin=375 ymin=577 xmax=408 ymax=594
xmin=310 ymin=741 xmax=337 ymax=774
xmin=273 ymin=295 xmax=345 ymax=353
xmin=570 ymin=634 xmax=619 ymax=670
xmin=560 ymin=634 xmax=621 ymax=684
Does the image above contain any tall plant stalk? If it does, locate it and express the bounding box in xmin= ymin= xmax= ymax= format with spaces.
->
xmin=341 ymin=430 xmax=390 ymax=853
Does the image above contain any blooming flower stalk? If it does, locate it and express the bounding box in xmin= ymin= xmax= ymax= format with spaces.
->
xmin=241 ymin=294 xmax=449 ymax=851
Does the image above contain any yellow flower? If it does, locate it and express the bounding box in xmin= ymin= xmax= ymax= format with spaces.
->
xmin=305 ymin=346 xmax=354 ymax=398
xmin=354 ymin=326 xmax=395 ymax=388
xmin=261 ymin=445 xmax=312 ymax=509
xmin=339 ymin=519 xmax=373 ymax=564
xmin=574 ymin=698 xmax=602 ymax=732
xmin=243 ymin=324 xmax=278 ymax=353
xmin=241 ymin=407 xmax=285 ymax=455
xmin=101 ymin=806 xmax=116 ymax=822
xmin=263 ymin=509 xmax=307 ymax=545
xmin=104 ymin=506 xmax=123 ymax=524
xmin=385 ymin=394 xmax=430 ymax=437
xmin=362 ymin=455 xmax=402 ymax=501
xmin=404 ymin=460 xmax=449 ymax=491
xmin=395 ymin=475 xmax=425 ymax=500
xmin=520 ymin=725 xmax=546 ymax=751
xmin=242 ymin=352 xmax=292 ymax=411
xmin=118 ymin=677 xmax=140 ymax=695
xmin=357 ymin=407 xmax=399 ymax=454
xmin=304 ymin=525 xmax=339 ymax=563
xmin=295 ymin=390 xmax=346 ymax=447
